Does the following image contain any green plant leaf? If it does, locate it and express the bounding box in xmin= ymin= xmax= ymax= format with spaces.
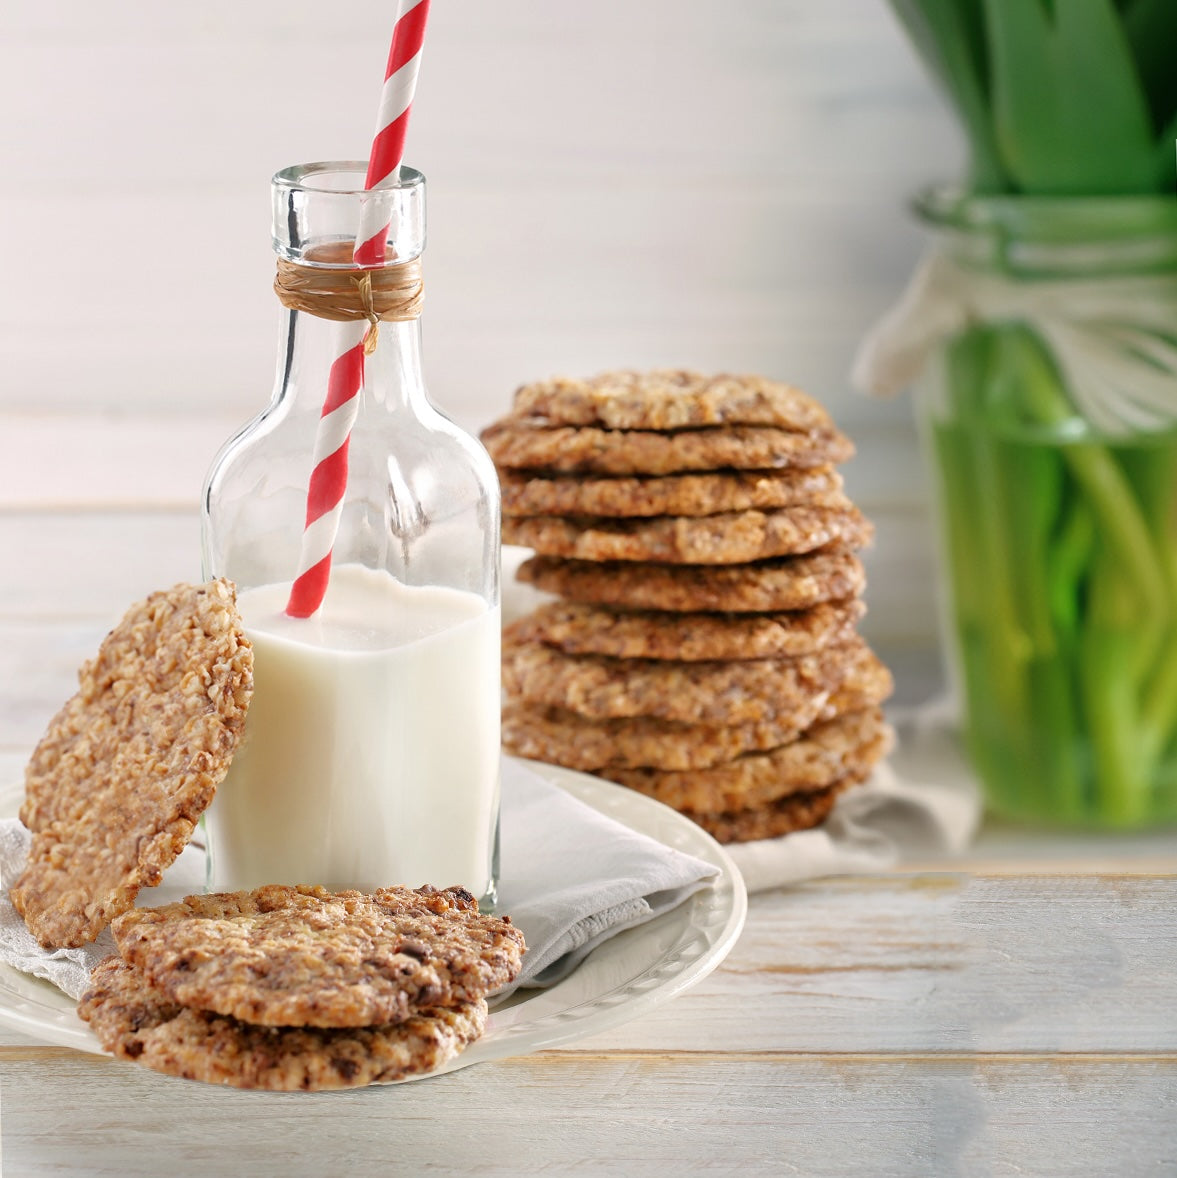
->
xmin=1155 ymin=107 xmax=1177 ymax=193
xmin=1121 ymin=0 xmax=1177 ymax=132
xmin=889 ymin=0 xmax=1009 ymax=191
xmin=985 ymin=0 xmax=1158 ymax=193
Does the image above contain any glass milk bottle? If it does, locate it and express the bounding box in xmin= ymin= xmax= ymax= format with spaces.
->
xmin=201 ymin=161 xmax=501 ymax=905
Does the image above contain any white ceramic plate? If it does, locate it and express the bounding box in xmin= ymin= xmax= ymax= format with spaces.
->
xmin=0 ymin=762 xmax=747 ymax=1076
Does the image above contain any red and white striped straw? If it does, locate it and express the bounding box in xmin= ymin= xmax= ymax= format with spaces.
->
xmin=285 ymin=0 xmax=431 ymax=619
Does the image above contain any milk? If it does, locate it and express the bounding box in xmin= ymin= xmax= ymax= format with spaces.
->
xmin=205 ymin=565 xmax=500 ymax=900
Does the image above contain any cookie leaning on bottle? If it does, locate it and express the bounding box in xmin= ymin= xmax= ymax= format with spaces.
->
xmin=12 ymin=581 xmax=254 ymax=950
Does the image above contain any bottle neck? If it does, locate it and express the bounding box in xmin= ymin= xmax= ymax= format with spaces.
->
xmin=274 ymin=307 xmax=430 ymax=416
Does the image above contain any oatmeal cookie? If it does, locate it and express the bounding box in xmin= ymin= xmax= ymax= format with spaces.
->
xmin=503 ymin=505 xmax=871 ymax=564
xmin=113 ymin=884 xmax=525 ymax=1029
xmin=515 ymin=549 xmax=865 ymax=613
xmin=508 ymin=370 xmax=836 ymax=432
xmin=682 ymin=777 xmax=862 ymax=844
xmin=78 ymin=956 xmax=486 ymax=1091
xmin=11 ymin=581 xmax=253 ymax=949
xmin=503 ymin=701 xmax=824 ymax=771
xmin=499 ymin=467 xmax=845 ymax=519
xmin=503 ymin=600 xmax=866 ymax=661
xmin=502 ymin=633 xmax=866 ymax=725
xmin=502 ymin=645 xmax=892 ymax=772
xmin=830 ymin=643 xmax=894 ymax=708
xmin=480 ymin=421 xmax=853 ymax=476
xmin=601 ymin=709 xmax=894 ymax=812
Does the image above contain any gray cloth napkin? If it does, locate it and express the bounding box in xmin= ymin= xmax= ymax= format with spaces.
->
xmin=496 ymin=758 xmax=718 ymax=996
xmin=724 ymin=759 xmax=977 ymax=892
xmin=0 ymin=758 xmax=718 ymax=1003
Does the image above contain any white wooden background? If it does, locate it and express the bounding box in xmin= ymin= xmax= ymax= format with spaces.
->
xmin=0 ymin=0 xmax=962 ymax=652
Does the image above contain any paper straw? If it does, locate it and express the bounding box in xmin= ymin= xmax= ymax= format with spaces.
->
xmin=356 ymin=0 xmax=431 ymax=264
xmin=285 ymin=0 xmax=432 ymax=618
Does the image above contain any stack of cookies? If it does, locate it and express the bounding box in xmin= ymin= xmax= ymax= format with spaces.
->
xmin=80 ymin=883 xmax=525 ymax=1090
xmin=482 ymin=370 xmax=894 ymax=844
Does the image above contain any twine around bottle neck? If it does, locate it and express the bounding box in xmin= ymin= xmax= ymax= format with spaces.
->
xmin=273 ymin=242 xmax=424 ymax=355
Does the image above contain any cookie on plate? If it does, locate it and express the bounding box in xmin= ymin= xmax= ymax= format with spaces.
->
xmin=508 ymin=369 xmax=838 ymax=431
xmin=503 ymin=504 xmax=872 ymax=565
xmin=600 ymin=709 xmax=895 ymax=813
xmin=113 ymin=884 xmax=526 ymax=1029
xmin=516 ymin=549 xmax=865 ymax=613
xmin=480 ymin=421 xmax=853 ymax=476
xmin=503 ymin=599 xmax=865 ymax=662
xmin=502 ymin=634 xmax=869 ymax=726
xmin=78 ymin=956 xmax=487 ymax=1092
xmin=499 ymin=467 xmax=845 ymax=519
xmin=11 ymin=581 xmax=253 ymax=949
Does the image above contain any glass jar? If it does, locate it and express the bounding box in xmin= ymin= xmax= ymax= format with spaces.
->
xmin=903 ymin=188 xmax=1177 ymax=828
xmin=201 ymin=161 xmax=501 ymax=901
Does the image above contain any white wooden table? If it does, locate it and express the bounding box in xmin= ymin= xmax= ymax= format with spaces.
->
xmin=2 ymin=852 xmax=1175 ymax=1175
xmin=3 ymin=429 xmax=1177 ymax=1176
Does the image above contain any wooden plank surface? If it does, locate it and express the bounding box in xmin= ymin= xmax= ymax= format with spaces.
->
xmin=0 ymin=876 xmax=1174 ymax=1175
xmin=3 ymin=1050 xmax=1175 ymax=1177
xmin=4 ymin=876 xmax=1172 ymax=1058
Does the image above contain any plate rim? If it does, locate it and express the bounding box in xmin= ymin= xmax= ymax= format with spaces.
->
xmin=0 ymin=759 xmax=748 ymax=1074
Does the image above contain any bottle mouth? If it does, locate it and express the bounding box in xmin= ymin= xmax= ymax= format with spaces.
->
xmin=272 ymin=161 xmax=425 ymax=196
xmin=271 ymin=161 xmax=427 ymax=267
